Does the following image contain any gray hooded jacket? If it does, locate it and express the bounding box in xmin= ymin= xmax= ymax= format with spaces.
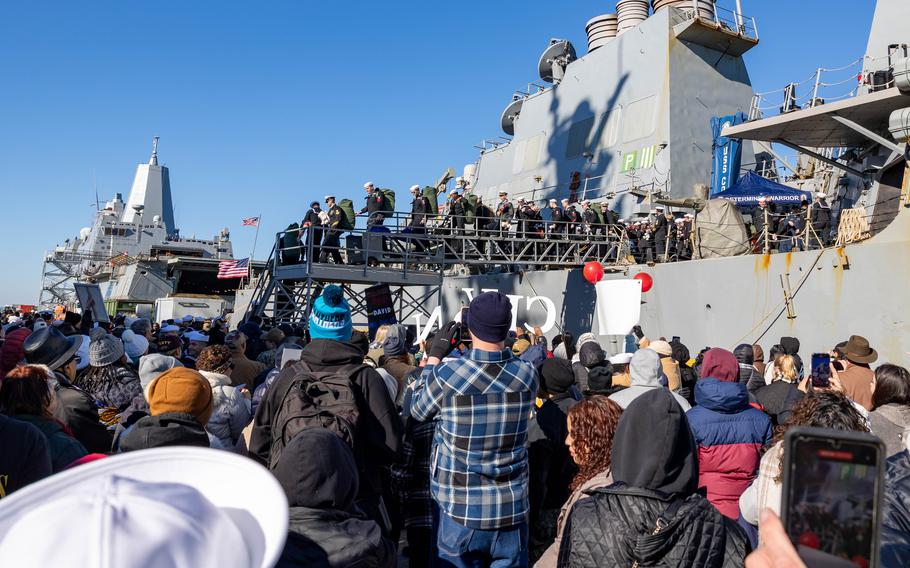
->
xmin=608 ymin=349 xmax=691 ymax=411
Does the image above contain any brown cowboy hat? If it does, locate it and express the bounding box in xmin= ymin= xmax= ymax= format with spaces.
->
xmin=843 ymin=335 xmax=878 ymax=365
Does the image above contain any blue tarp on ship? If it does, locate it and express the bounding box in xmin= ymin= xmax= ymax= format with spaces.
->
xmin=713 ymin=171 xmax=812 ymax=206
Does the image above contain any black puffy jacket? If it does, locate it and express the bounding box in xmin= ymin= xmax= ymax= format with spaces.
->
xmin=558 ymin=485 xmax=749 ymax=567
xmin=882 ymin=450 xmax=910 ymax=567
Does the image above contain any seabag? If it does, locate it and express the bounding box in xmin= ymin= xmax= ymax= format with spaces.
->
xmin=463 ymin=193 xmax=478 ymax=225
xmin=380 ymin=188 xmax=396 ymax=215
xmin=267 ymin=359 xmax=365 ymax=468
xmin=422 ymin=186 xmax=439 ymax=217
xmin=590 ymin=202 xmax=605 ymax=225
xmin=338 ymin=199 xmax=356 ymax=230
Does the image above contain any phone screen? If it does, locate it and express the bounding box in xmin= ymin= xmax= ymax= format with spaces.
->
xmin=810 ymin=353 xmax=831 ymax=388
xmin=786 ymin=433 xmax=881 ymax=567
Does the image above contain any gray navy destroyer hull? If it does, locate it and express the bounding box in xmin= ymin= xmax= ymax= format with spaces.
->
xmin=435 ymin=209 xmax=910 ymax=362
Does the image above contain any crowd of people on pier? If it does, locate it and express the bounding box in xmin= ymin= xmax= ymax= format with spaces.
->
xmin=281 ymin=181 xmax=836 ymax=269
xmin=1 ymin=294 xmax=908 ymax=567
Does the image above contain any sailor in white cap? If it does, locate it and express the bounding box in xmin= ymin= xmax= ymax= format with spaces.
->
xmin=812 ymin=190 xmax=832 ymax=245
xmin=609 ymin=352 xmax=634 ymax=365
xmin=548 ymin=198 xmax=566 ymax=237
xmin=408 ymin=184 xmax=431 ymax=249
xmin=447 ymin=188 xmax=466 ymax=237
xmin=359 ymin=182 xmax=385 ymax=226
xmin=495 ymin=191 xmax=514 ymax=234
xmin=185 ymin=330 xmax=209 ymax=363
xmin=608 ymin=352 xmax=634 ymax=386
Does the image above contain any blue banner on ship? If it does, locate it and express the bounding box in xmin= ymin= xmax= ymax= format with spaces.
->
xmin=710 ymin=113 xmax=748 ymax=196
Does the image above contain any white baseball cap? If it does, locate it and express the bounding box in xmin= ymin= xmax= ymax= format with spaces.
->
xmin=0 ymin=448 xmax=288 ymax=568
xmin=363 ymin=181 xmax=374 ymax=189
xmin=410 ymin=184 xmax=420 ymax=192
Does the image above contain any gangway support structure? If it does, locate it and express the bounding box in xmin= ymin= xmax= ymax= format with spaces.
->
xmin=246 ymin=226 xmax=446 ymax=327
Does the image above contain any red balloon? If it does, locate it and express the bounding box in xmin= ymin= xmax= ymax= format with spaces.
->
xmin=798 ymin=531 xmax=820 ymax=550
xmin=633 ymin=272 xmax=653 ymax=293
xmin=583 ymin=261 xmax=604 ymax=284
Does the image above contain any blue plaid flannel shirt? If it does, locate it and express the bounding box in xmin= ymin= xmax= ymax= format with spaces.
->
xmin=410 ymin=348 xmax=538 ymax=530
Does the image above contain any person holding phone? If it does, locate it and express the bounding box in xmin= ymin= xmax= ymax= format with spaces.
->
xmin=837 ymin=335 xmax=878 ymax=411
xmin=410 ymin=292 xmax=537 ymax=567
xmin=753 ymin=355 xmax=805 ymax=427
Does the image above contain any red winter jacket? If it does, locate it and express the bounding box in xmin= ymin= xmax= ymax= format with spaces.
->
xmin=686 ymin=377 xmax=773 ymax=519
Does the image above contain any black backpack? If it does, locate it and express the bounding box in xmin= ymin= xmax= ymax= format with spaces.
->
xmin=267 ymin=359 xmax=366 ymax=468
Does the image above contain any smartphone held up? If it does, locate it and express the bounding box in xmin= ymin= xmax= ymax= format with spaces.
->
xmin=810 ymin=353 xmax=831 ymax=389
xmin=782 ymin=427 xmax=885 ymax=567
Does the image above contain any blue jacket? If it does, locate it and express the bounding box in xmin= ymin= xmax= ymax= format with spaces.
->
xmin=686 ymin=378 xmax=772 ymax=519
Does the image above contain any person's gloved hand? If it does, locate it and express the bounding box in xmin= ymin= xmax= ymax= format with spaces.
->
xmin=428 ymin=321 xmax=462 ymax=360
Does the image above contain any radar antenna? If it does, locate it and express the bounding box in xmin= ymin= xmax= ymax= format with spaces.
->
xmin=538 ymin=39 xmax=577 ymax=84
xmin=500 ymin=95 xmax=525 ymax=136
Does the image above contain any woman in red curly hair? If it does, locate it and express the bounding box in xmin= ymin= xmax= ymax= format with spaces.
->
xmin=536 ymin=395 xmax=623 ymax=567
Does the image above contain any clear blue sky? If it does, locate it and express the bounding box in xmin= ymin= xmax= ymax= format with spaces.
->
xmin=0 ymin=0 xmax=874 ymax=306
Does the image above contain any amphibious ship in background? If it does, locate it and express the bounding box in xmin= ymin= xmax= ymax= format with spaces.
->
xmin=428 ymin=0 xmax=910 ymax=360
xmin=38 ymin=138 xmax=243 ymax=319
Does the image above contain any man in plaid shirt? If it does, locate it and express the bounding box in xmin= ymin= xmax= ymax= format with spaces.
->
xmin=411 ymin=292 xmax=538 ymax=568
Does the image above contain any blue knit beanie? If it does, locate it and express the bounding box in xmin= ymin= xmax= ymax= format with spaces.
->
xmin=309 ymin=285 xmax=353 ymax=342
xmin=466 ymin=291 xmax=512 ymax=342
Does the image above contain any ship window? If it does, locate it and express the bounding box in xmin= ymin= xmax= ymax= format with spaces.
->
xmin=523 ymin=134 xmax=544 ymax=171
xmin=566 ymin=117 xmax=595 ymax=158
xmin=621 ymin=95 xmax=657 ymax=142
xmin=511 ymin=140 xmax=527 ymax=175
xmin=598 ymin=107 xmax=621 ymax=148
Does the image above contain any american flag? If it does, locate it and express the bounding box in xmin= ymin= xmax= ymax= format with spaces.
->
xmin=217 ymin=258 xmax=250 ymax=279
xmin=242 ymin=216 xmax=260 ymax=226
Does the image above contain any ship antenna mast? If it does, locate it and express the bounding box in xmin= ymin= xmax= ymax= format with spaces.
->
xmin=94 ymin=169 xmax=99 ymax=211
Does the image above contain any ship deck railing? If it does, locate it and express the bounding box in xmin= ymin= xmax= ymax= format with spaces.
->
xmin=271 ymin=211 xmax=635 ymax=275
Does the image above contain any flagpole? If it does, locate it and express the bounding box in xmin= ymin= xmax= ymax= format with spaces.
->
xmin=248 ymin=213 xmax=261 ymax=281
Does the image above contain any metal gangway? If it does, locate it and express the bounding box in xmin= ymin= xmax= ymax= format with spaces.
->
xmin=244 ymin=210 xmax=630 ymax=324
